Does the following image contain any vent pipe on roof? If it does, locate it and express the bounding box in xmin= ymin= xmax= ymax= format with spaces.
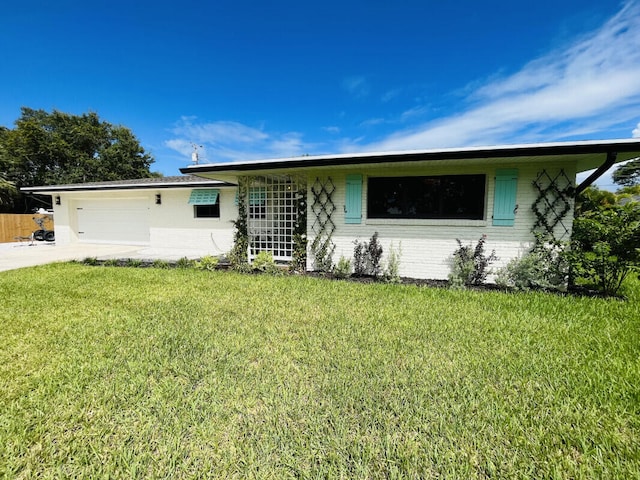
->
xmin=575 ymin=151 xmax=617 ymax=195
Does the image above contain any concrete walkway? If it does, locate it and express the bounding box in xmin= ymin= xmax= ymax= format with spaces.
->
xmin=0 ymin=242 xmax=216 ymax=272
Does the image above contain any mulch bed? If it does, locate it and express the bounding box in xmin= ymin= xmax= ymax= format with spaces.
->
xmin=77 ymin=257 xmax=617 ymax=299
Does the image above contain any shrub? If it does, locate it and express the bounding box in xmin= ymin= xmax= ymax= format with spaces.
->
xmin=449 ymin=235 xmax=497 ymax=287
xmin=290 ymin=233 xmax=307 ymax=273
xmin=310 ymin=235 xmax=334 ymax=273
xmin=82 ymin=257 xmax=99 ymax=266
xmin=152 ymin=259 xmax=171 ymax=269
xmin=366 ymin=232 xmax=383 ymax=278
xmin=353 ymin=240 xmax=366 ymax=276
xmin=495 ymin=236 xmax=568 ymax=291
xmin=195 ymin=255 xmax=219 ymax=271
xmin=175 ymin=257 xmax=195 ymax=269
xmin=382 ymin=242 xmax=402 ymax=284
xmin=252 ymin=251 xmax=281 ymax=275
xmin=333 ymin=256 xmax=352 ymax=279
xmin=567 ymin=203 xmax=640 ymax=295
xmin=123 ymin=258 xmax=143 ymax=268
xmin=232 ymin=261 xmax=253 ymax=274
xmin=352 ymin=232 xmax=384 ymax=278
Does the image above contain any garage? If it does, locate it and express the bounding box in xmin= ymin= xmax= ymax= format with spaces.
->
xmin=76 ymin=198 xmax=150 ymax=244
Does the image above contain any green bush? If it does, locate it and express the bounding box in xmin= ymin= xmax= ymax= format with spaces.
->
xmin=123 ymin=258 xmax=143 ymax=268
xmin=310 ymin=235 xmax=334 ymax=273
xmin=449 ymin=235 xmax=497 ymax=287
xmin=152 ymin=259 xmax=170 ymax=269
xmin=175 ymin=257 xmax=195 ymax=269
xmin=496 ymin=237 xmax=568 ymax=291
xmin=252 ymin=251 xmax=281 ymax=275
xmin=382 ymin=242 xmax=402 ymax=284
xmin=333 ymin=256 xmax=352 ymax=279
xmin=195 ymin=255 xmax=219 ymax=271
xmin=568 ymin=203 xmax=640 ymax=295
xmin=353 ymin=232 xmax=383 ymax=278
xmin=290 ymin=233 xmax=307 ymax=273
xmin=82 ymin=257 xmax=99 ymax=266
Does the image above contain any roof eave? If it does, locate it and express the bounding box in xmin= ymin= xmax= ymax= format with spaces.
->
xmin=21 ymin=180 xmax=236 ymax=194
xmin=180 ymin=139 xmax=640 ymax=177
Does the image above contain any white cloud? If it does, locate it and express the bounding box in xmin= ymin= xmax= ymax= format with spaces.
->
xmin=633 ymin=122 xmax=640 ymax=138
xmin=170 ymin=117 xmax=268 ymax=145
xmin=400 ymin=106 xmax=430 ymax=122
xmin=360 ymin=117 xmax=385 ymax=127
xmin=165 ymin=117 xmax=314 ymax=163
xmin=343 ymin=76 xmax=371 ymax=98
xmin=366 ymin=1 xmax=640 ymax=152
xmin=381 ymin=88 xmax=401 ymax=103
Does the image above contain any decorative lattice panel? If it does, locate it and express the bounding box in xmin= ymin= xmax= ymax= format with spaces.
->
xmin=247 ymin=175 xmax=300 ymax=261
xmin=531 ymin=169 xmax=575 ymax=241
xmin=310 ymin=177 xmax=336 ymax=269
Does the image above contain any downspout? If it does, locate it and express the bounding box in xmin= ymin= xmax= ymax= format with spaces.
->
xmin=575 ymin=151 xmax=617 ymax=195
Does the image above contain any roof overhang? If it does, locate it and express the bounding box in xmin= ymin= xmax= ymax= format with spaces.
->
xmin=21 ymin=177 xmax=236 ymax=195
xmin=181 ymin=139 xmax=640 ymax=182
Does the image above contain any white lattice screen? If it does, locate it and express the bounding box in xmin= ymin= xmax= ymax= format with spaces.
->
xmin=248 ymin=176 xmax=299 ymax=261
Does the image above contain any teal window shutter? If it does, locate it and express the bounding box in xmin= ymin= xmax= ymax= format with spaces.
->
xmin=345 ymin=174 xmax=363 ymax=224
xmin=188 ymin=189 xmax=219 ymax=205
xmin=493 ymin=169 xmax=518 ymax=226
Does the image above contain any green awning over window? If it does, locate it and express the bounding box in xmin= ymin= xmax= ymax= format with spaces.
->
xmin=188 ymin=189 xmax=219 ymax=205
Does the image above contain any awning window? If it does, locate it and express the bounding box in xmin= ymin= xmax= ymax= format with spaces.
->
xmin=188 ymin=189 xmax=219 ymax=205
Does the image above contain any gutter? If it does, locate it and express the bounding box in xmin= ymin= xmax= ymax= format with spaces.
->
xmin=575 ymin=151 xmax=617 ymax=195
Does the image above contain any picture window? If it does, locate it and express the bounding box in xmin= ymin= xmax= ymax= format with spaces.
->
xmin=367 ymin=175 xmax=486 ymax=220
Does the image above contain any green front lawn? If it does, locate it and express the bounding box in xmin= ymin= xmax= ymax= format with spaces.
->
xmin=1 ymin=264 xmax=638 ymax=478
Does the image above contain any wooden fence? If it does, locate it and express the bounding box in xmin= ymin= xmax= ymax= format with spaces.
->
xmin=0 ymin=214 xmax=55 ymax=243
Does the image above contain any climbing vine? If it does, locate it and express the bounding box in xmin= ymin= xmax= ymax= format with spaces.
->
xmin=290 ymin=177 xmax=308 ymax=272
xmin=229 ymin=176 xmax=250 ymax=267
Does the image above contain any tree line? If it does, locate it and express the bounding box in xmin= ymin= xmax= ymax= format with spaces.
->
xmin=0 ymin=107 xmax=158 ymax=213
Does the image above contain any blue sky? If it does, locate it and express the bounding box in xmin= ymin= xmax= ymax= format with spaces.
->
xmin=2 ymin=0 xmax=640 ymax=188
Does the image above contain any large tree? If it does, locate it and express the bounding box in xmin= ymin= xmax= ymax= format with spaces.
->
xmin=612 ymin=158 xmax=640 ymax=187
xmin=0 ymin=174 xmax=17 ymax=207
xmin=0 ymin=108 xmax=157 ymax=212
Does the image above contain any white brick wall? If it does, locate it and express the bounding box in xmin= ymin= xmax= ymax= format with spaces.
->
xmin=306 ymin=161 xmax=577 ymax=280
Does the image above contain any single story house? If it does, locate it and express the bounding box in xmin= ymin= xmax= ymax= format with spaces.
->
xmin=24 ymin=139 xmax=640 ymax=279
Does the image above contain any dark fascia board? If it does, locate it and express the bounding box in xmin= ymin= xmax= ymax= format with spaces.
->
xmin=180 ymin=139 xmax=640 ymax=175
xmin=22 ymin=180 xmax=236 ymax=194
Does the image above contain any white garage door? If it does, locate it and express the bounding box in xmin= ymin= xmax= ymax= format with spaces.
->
xmin=76 ymin=198 xmax=150 ymax=244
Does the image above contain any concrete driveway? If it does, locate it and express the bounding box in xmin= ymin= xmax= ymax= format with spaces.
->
xmin=0 ymin=242 xmax=216 ymax=272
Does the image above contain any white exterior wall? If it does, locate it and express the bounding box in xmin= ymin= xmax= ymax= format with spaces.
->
xmin=149 ymin=188 xmax=235 ymax=254
xmin=50 ymin=195 xmax=74 ymax=245
xmin=52 ymin=187 xmax=237 ymax=254
xmin=305 ymin=161 xmax=577 ymax=280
